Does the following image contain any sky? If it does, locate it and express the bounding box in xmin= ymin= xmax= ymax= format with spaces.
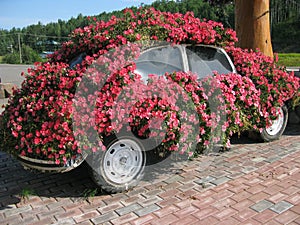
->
xmin=0 ymin=0 xmax=156 ymax=30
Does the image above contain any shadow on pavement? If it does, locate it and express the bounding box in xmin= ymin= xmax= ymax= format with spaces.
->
xmin=0 ymin=123 xmax=299 ymax=208
xmin=0 ymin=154 xmax=99 ymax=208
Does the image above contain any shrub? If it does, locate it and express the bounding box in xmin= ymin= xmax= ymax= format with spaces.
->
xmin=3 ymin=45 xmax=42 ymax=64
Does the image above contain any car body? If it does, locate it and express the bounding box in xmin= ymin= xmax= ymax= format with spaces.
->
xmin=13 ymin=43 xmax=288 ymax=193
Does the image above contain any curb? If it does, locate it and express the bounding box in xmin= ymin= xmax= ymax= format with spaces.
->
xmin=287 ymin=67 xmax=300 ymax=77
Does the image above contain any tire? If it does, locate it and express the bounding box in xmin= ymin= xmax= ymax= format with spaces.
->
xmin=260 ymin=105 xmax=288 ymax=142
xmin=89 ymin=136 xmax=146 ymax=193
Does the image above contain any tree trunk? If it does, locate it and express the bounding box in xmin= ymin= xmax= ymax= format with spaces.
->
xmin=235 ymin=0 xmax=273 ymax=57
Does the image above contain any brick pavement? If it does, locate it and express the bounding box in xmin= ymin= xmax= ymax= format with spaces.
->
xmin=0 ymin=124 xmax=300 ymax=225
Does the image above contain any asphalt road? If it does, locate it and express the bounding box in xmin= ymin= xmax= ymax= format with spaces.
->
xmin=0 ymin=64 xmax=31 ymax=87
xmin=0 ymin=64 xmax=32 ymax=113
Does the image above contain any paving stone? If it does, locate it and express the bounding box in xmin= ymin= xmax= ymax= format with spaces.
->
xmin=52 ymin=218 xmax=76 ymax=225
xmin=197 ymin=215 xmax=220 ymax=224
xmin=110 ymin=212 xmax=139 ymax=225
xmin=172 ymin=214 xmax=199 ymax=225
xmin=252 ymin=209 xmax=277 ymax=223
xmin=210 ymin=176 xmax=231 ymax=186
xmin=274 ymin=210 xmax=299 ymax=224
xmin=115 ymin=203 xmax=142 ymax=216
xmin=164 ymin=175 xmax=183 ymax=184
xmin=226 ymin=172 xmax=245 ymax=179
xmin=193 ymin=207 xmax=218 ymax=219
xmin=1 ymin=125 xmax=300 ymax=225
xmin=194 ymin=176 xmax=216 ymax=184
xmin=270 ymin=201 xmax=294 ymax=214
xmin=251 ymin=157 xmax=266 ymax=163
xmin=153 ymin=204 xmax=179 ymax=218
xmin=3 ymin=205 xmax=32 ymax=217
xmin=233 ymin=208 xmax=257 ymax=222
xmin=139 ymin=196 xmax=162 ymax=207
xmin=241 ymin=166 xmax=257 ymax=174
xmin=217 ymin=217 xmax=240 ymax=225
xmin=90 ymin=211 xmax=118 ymax=224
xmin=214 ymin=208 xmax=238 ymax=219
xmin=156 ymin=196 xmax=181 ymax=208
xmin=134 ymin=204 xmax=161 ymax=217
xmin=73 ymin=210 xmax=100 ymax=223
xmin=54 ymin=208 xmax=82 ymax=220
xmin=231 ymin=199 xmax=254 ymax=211
xmin=246 ymin=184 xmax=266 ymax=194
xmin=31 ymin=217 xmax=57 ymax=225
xmin=265 ymin=157 xmax=282 ymax=163
xmin=150 ymin=213 xmax=179 ymax=225
xmin=268 ymin=192 xmax=288 ymax=203
xmin=250 ymin=200 xmax=274 ymax=212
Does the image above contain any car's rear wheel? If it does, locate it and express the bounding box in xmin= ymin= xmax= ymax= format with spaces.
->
xmin=89 ymin=136 xmax=146 ymax=193
xmin=260 ymin=105 xmax=288 ymax=142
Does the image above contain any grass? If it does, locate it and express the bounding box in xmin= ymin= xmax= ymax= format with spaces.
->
xmin=81 ymin=188 xmax=100 ymax=202
xmin=0 ymin=56 xmax=3 ymax=63
xmin=277 ymin=53 xmax=300 ymax=67
xmin=19 ymin=187 xmax=35 ymax=202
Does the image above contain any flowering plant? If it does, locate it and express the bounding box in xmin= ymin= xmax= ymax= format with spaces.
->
xmin=226 ymin=46 xmax=300 ymax=128
xmin=1 ymin=7 xmax=299 ymax=164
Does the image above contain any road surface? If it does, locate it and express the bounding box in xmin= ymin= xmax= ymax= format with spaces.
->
xmin=0 ymin=64 xmax=31 ymax=87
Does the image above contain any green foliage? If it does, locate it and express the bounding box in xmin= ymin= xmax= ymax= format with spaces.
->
xmin=272 ymin=20 xmax=300 ymax=53
xmin=0 ymin=0 xmax=299 ymax=63
xmin=82 ymin=188 xmax=100 ymax=201
xmin=151 ymin=0 xmax=234 ymax=28
xmin=2 ymin=52 xmax=20 ymax=64
xmin=19 ymin=187 xmax=35 ymax=201
xmin=277 ymin=53 xmax=300 ymax=67
xmin=2 ymin=44 xmax=43 ymax=64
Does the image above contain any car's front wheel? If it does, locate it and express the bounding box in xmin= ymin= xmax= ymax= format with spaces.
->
xmin=89 ymin=136 xmax=146 ymax=193
xmin=260 ymin=105 xmax=288 ymax=142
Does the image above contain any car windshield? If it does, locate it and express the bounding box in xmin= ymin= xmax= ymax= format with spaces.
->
xmin=135 ymin=46 xmax=184 ymax=81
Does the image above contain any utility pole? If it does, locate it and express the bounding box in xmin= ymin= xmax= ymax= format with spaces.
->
xmin=18 ymin=33 xmax=22 ymax=64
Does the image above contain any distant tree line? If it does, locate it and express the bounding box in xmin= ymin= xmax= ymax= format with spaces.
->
xmin=0 ymin=0 xmax=299 ymax=64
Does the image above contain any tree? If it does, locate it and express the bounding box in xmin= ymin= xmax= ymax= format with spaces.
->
xmin=235 ymin=0 xmax=273 ymax=57
xmin=3 ymin=44 xmax=42 ymax=64
xmin=206 ymin=0 xmax=274 ymax=57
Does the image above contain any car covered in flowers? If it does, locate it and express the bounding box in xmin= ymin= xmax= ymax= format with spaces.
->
xmin=0 ymin=8 xmax=299 ymax=193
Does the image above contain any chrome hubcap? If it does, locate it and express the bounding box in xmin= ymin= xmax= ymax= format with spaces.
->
xmin=266 ymin=107 xmax=284 ymax=136
xmin=103 ymin=139 xmax=144 ymax=184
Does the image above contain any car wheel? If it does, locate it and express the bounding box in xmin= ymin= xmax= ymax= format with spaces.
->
xmin=260 ymin=105 xmax=288 ymax=142
xmin=89 ymin=136 xmax=146 ymax=193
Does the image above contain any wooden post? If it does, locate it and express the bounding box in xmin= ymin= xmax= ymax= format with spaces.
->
xmin=235 ymin=0 xmax=273 ymax=57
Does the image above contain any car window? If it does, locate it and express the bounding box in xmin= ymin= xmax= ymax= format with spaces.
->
xmin=135 ymin=46 xmax=184 ymax=81
xmin=69 ymin=53 xmax=86 ymax=69
xmin=186 ymin=46 xmax=234 ymax=77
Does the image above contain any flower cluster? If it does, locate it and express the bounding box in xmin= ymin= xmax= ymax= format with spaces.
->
xmin=2 ymin=62 xmax=82 ymax=164
xmin=1 ymin=7 xmax=299 ymax=164
xmin=50 ymin=7 xmax=237 ymax=64
xmin=226 ymin=46 xmax=300 ymax=127
xmin=202 ymin=73 xmax=262 ymax=137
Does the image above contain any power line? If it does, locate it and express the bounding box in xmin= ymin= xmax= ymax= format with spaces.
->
xmin=0 ymin=33 xmax=70 ymax=39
